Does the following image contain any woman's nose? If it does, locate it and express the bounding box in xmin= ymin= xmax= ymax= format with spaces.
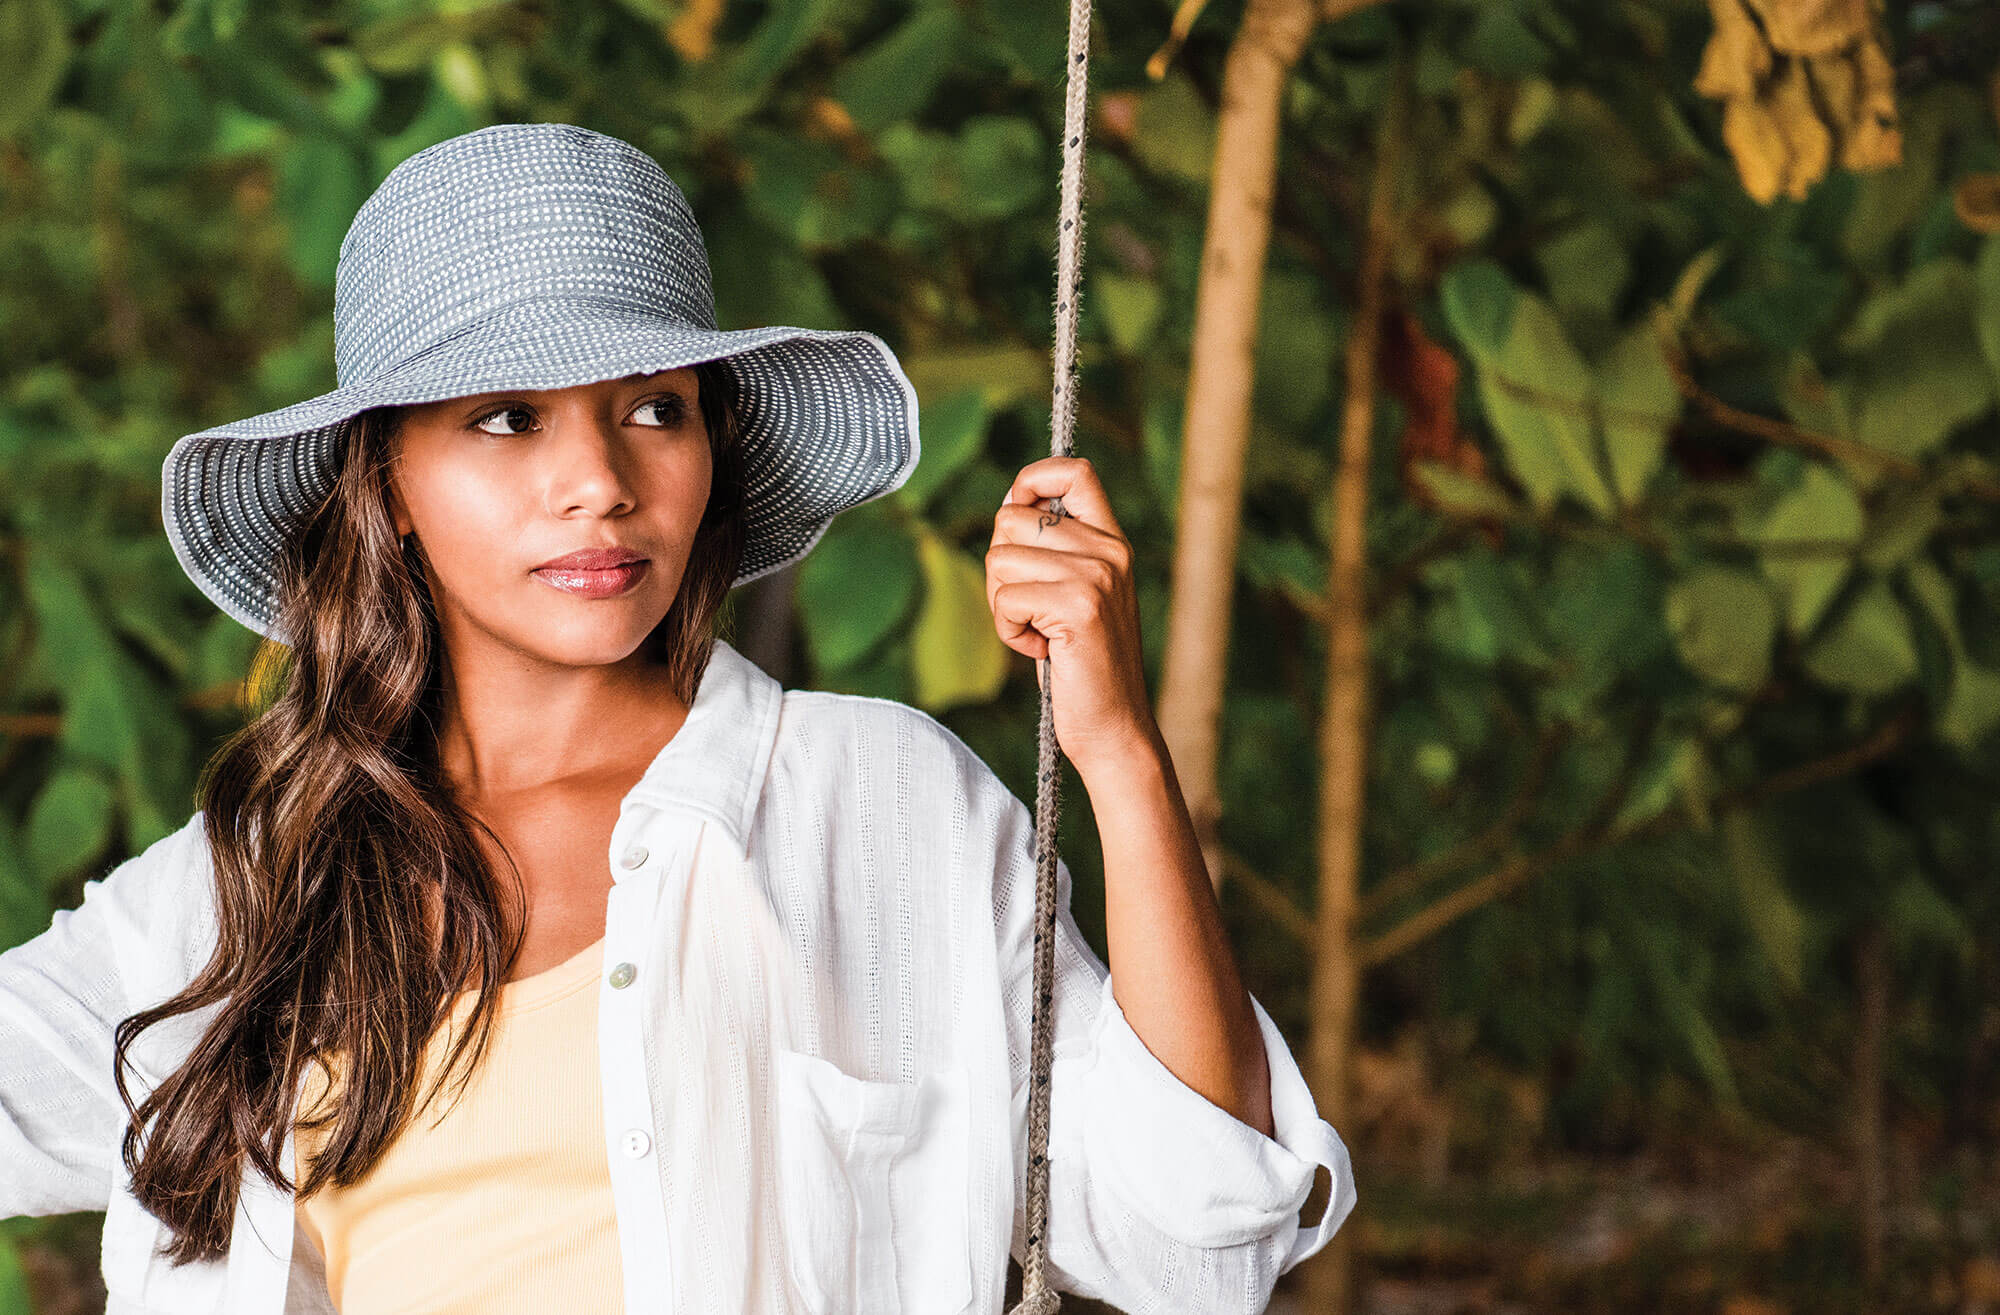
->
xmin=545 ymin=413 xmax=637 ymax=516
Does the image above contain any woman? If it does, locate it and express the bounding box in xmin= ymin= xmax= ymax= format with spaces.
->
xmin=0 ymin=123 xmax=1353 ymax=1314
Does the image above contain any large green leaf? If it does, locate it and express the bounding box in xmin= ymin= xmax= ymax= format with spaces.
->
xmin=1095 ymin=272 xmax=1163 ymax=358
xmin=1442 ymin=261 xmax=1611 ymax=516
xmin=1408 ymin=461 xmax=1519 ymax=520
xmin=1836 ymin=259 xmax=1994 ymax=461
xmin=1904 ymin=558 xmax=2000 ymax=749
xmin=1540 ymin=540 xmax=1662 ymax=681
xmin=1255 ymin=270 xmax=1338 ymax=428
xmin=1636 ymin=922 xmax=1738 ymax=1107
xmin=1536 ymin=222 xmax=1627 ymax=323
xmin=831 ymin=9 xmax=963 ymax=133
xmin=896 ymin=387 xmax=989 ymax=510
xmin=954 ymin=116 xmax=1045 ymax=221
xmin=1664 ymin=565 xmax=1775 ymax=692
xmin=1719 ymin=811 xmax=1806 ymax=994
xmin=0 ymin=0 xmax=69 ymax=138
xmin=740 ymin=128 xmax=896 ymax=250
xmin=278 ymin=134 xmax=372 ymax=285
xmin=1753 ymin=463 xmax=1864 ymax=637
xmin=59 ymin=654 xmax=144 ymax=775
xmin=795 ymin=510 xmax=921 ymax=671
xmin=899 ymin=345 xmax=1048 ymax=412
xmin=706 ymin=208 xmax=844 ymax=330
xmin=1802 ymin=579 xmax=1919 ymax=697
xmin=0 ymin=823 xmax=51 ymax=954
xmin=1424 ymin=551 xmax=1552 ymax=669
xmin=879 ymin=117 xmax=1044 ymax=222
xmin=1595 ymin=318 xmax=1679 ymax=506
xmin=1709 ymin=243 xmax=1848 ymax=354
xmin=25 ymin=767 xmax=116 ymax=883
xmin=724 ymin=0 xmax=855 ymax=98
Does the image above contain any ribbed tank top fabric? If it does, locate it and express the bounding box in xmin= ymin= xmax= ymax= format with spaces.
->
xmin=293 ymin=935 xmax=623 ymax=1313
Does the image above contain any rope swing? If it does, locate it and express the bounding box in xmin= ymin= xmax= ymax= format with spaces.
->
xmin=1008 ymin=0 xmax=1096 ymax=1308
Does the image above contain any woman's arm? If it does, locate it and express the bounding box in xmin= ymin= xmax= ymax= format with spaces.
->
xmin=939 ymin=710 xmax=1352 ymax=1315
xmin=1074 ymin=727 xmax=1273 ymax=1136
xmin=987 ymin=455 xmax=1273 ymax=1136
xmin=0 ymin=812 xmax=203 ymax=1219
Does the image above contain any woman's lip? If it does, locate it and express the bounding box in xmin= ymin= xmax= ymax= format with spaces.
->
xmin=531 ymin=560 xmax=650 ymax=599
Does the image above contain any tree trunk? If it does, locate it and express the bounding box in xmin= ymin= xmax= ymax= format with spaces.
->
xmin=1302 ymin=57 xmax=1404 ymax=1315
xmin=1152 ymin=0 xmax=1326 ymax=895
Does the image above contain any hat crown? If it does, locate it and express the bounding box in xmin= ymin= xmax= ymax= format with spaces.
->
xmin=332 ymin=123 xmax=719 ymax=387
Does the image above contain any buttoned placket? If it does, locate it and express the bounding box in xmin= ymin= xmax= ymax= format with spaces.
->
xmin=600 ymin=807 xmax=694 ymax=1311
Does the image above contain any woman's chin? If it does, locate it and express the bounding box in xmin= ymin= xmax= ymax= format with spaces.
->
xmin=502 ymin=601 xmax=674 ymax=667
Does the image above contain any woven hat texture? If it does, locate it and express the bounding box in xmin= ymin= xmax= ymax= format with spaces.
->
xmin=161 ymin=121 xmax=921 ymax=645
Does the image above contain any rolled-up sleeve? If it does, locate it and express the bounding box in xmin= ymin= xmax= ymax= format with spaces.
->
xmin=1081 ymin=973 xmax=1355 ymax=1257
xmin=0 ymin=814 xmax=202 ymax=1219
xmin=979 ymin=753 xmax=1356 ymax=1313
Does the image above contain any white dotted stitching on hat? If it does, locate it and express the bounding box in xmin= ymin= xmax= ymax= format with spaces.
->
xmin=163 ymin=125 xmax=920 ymax=640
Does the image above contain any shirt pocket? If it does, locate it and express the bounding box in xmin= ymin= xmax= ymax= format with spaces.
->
xmin=772 ymin=1046 xmax=976 ymax=1315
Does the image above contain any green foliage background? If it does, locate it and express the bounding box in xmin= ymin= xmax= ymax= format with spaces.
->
xmin=3 ymin=0 xmax=1999 ymax=1307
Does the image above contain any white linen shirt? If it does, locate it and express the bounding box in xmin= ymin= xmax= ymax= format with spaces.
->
xmin=0 ymin=637 xmax=1356 ymax=1314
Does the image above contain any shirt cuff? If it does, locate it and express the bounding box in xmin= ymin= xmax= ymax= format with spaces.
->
xmin=1075 ymin=974 xmax=1357 ymax=1260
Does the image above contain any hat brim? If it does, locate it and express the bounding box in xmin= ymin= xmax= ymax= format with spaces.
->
xmin=161 ymin=296 xmax=922 ymax=645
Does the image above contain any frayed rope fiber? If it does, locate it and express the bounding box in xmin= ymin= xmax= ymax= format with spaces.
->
xmin=1006 ymin=0 xmax=1095 ymax=1308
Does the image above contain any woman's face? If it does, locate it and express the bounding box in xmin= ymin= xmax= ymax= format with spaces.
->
xmin=387 ymin=366 xmax=712 ymax=670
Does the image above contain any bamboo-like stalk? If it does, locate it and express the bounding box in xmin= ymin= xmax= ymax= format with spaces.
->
xmin=1302 ymin=48 xmax=1406 ymax=1315
xmin=1152 ymin=0 xmax=1344 ymax=896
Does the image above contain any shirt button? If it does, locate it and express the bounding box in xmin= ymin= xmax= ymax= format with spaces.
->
xmin=621 ymin=1128 xmax=652 ymax=1159
xmin=618 ymin=845 xmax=649 ymax=870
xmin=608 ymin=961 xmax=636 ymax=990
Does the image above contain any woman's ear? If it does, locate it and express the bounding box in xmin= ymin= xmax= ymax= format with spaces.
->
xmin=384 ymin=480 xmax=412 ymax=539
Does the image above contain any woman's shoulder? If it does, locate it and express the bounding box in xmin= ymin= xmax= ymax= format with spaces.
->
xmin=768 ymin=687 xmax=1021 ymax=820
xmin=93 ymin=810 xmax=212 ymax=911
xmin=67 ymin=809 xmax=216 ymax=998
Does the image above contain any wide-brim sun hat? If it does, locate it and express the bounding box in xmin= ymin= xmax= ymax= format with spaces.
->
xmin=162 ymin=121 xmax=921 ymax=648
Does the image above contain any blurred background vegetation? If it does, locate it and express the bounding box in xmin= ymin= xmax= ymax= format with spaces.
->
xmin=3 ymin=0 xmax=1999 ymax=1311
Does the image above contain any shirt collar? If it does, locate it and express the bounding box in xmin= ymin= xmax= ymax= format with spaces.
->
xmin=620 ymin=637 xmax=784 ymax=858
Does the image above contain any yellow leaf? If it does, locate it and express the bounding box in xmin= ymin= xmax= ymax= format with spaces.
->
xmin=909 ymin=527 xmax=1012 ymax=712
xmin=1741 ymin=0 xmax=1867 ymax=58
xmin=1693 ymin=0 xmax=1770 ymax=100
xmin=1838 ymin=37 xmax=1903 ymax=171
xmin=1770 ymin=58 xmax=1833 ymax=199
xmin=1722 ymin=95 xmax=1790 ymax=205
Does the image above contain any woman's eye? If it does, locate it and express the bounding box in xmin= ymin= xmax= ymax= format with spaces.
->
xmin=634 ymin=395 xmax=689 ymax=427
xmin=472 ymin=406 xmax=534 ymax=436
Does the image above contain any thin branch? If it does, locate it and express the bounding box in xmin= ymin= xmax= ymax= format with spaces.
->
xmin=1359 ymin=704 xmax=1917 ymax=966
xmin=1360 ymin=704 xmax=1658 ymax=965
xmin=1366 ymin=521 xmax=1479 ymax=621
xmin=1148 ymin=0 xmax=1216 ymax=80
xmin=1660 ymin=336 xmax=2000 ymax=502
xmin=1358 ymin=723 xmax=1568 ymax=918
xmin=1221 ymin=849 xmax=1316 ymax=945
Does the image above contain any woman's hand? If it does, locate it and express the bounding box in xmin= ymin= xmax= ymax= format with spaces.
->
xmin=986 ymin=456 xmax=1159 ymax=780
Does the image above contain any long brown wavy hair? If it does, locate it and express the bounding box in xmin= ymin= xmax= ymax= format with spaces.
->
xmin=112 ymin=358 xmax=748 ymax=1265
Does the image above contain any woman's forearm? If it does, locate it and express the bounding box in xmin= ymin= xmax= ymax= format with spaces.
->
xmin=1078 ymin=724 xmax=1275 ymax=1138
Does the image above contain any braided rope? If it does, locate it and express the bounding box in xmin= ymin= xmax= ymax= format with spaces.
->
xmin=1008 ymin=0 xmax=1093 ymax=1309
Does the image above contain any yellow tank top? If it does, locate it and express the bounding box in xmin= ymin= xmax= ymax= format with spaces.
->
xmin=293 ymin=935 xmax=624 ymax=1313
